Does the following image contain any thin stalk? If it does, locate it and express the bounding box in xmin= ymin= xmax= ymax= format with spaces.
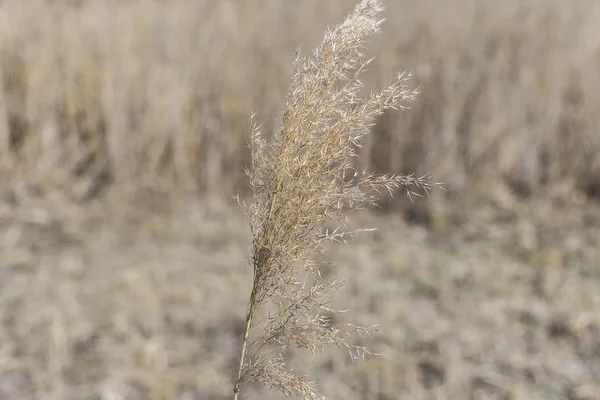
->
xmin=233 ymin=296 xmax=256 ymax=399
xmin=234 ymin=190 xmax=279 ymax=399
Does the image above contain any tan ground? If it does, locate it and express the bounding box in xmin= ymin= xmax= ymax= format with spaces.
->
xmin=0 ymin=195 xmax=598 ymax=400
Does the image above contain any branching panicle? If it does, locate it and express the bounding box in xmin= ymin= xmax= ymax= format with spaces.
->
xmin=233 ymin=1 xmax=440 ymax=398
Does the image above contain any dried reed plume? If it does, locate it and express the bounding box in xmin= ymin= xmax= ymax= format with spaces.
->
xmin=234 ymin=1 xmax=437 ymax=398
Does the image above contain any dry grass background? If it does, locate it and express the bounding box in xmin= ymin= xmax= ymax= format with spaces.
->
xmin=1 ymin=0 xmax=599 ymax=205
xmin=0 ymin=0 xmax=599 ymax=399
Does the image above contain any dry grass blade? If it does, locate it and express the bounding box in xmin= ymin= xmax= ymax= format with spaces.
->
xmin=233 ymin=0 xmax=440 ymax=398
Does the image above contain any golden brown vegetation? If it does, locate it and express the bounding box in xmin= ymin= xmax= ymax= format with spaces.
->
xmin=0 ymin=0 xmax=599 ymax=207
xmin=0 ymin=0 xmax=599 ymax=400
xmin=233 ymin=1 xmax=435 ymax=398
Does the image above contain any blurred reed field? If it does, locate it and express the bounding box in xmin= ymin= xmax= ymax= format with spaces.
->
xmin=1 ymin=0 xmax=599 ymax=207
xmin=1 ymin=2 xmax=600 ymax=400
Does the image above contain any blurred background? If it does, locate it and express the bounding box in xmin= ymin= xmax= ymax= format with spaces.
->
xmin=0 ymin=0 xmax=599 ymax=399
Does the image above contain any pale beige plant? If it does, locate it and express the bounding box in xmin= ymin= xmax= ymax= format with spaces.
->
xmin=233 ymin=1 xmax=438 ymax=399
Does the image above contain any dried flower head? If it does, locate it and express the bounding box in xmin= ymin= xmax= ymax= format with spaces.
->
xmin=233 ymin=1 xmax=439 ymax=398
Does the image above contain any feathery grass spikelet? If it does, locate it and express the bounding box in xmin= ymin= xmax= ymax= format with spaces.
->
xmin=233 ymin=1 xmax=439 ymax=398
